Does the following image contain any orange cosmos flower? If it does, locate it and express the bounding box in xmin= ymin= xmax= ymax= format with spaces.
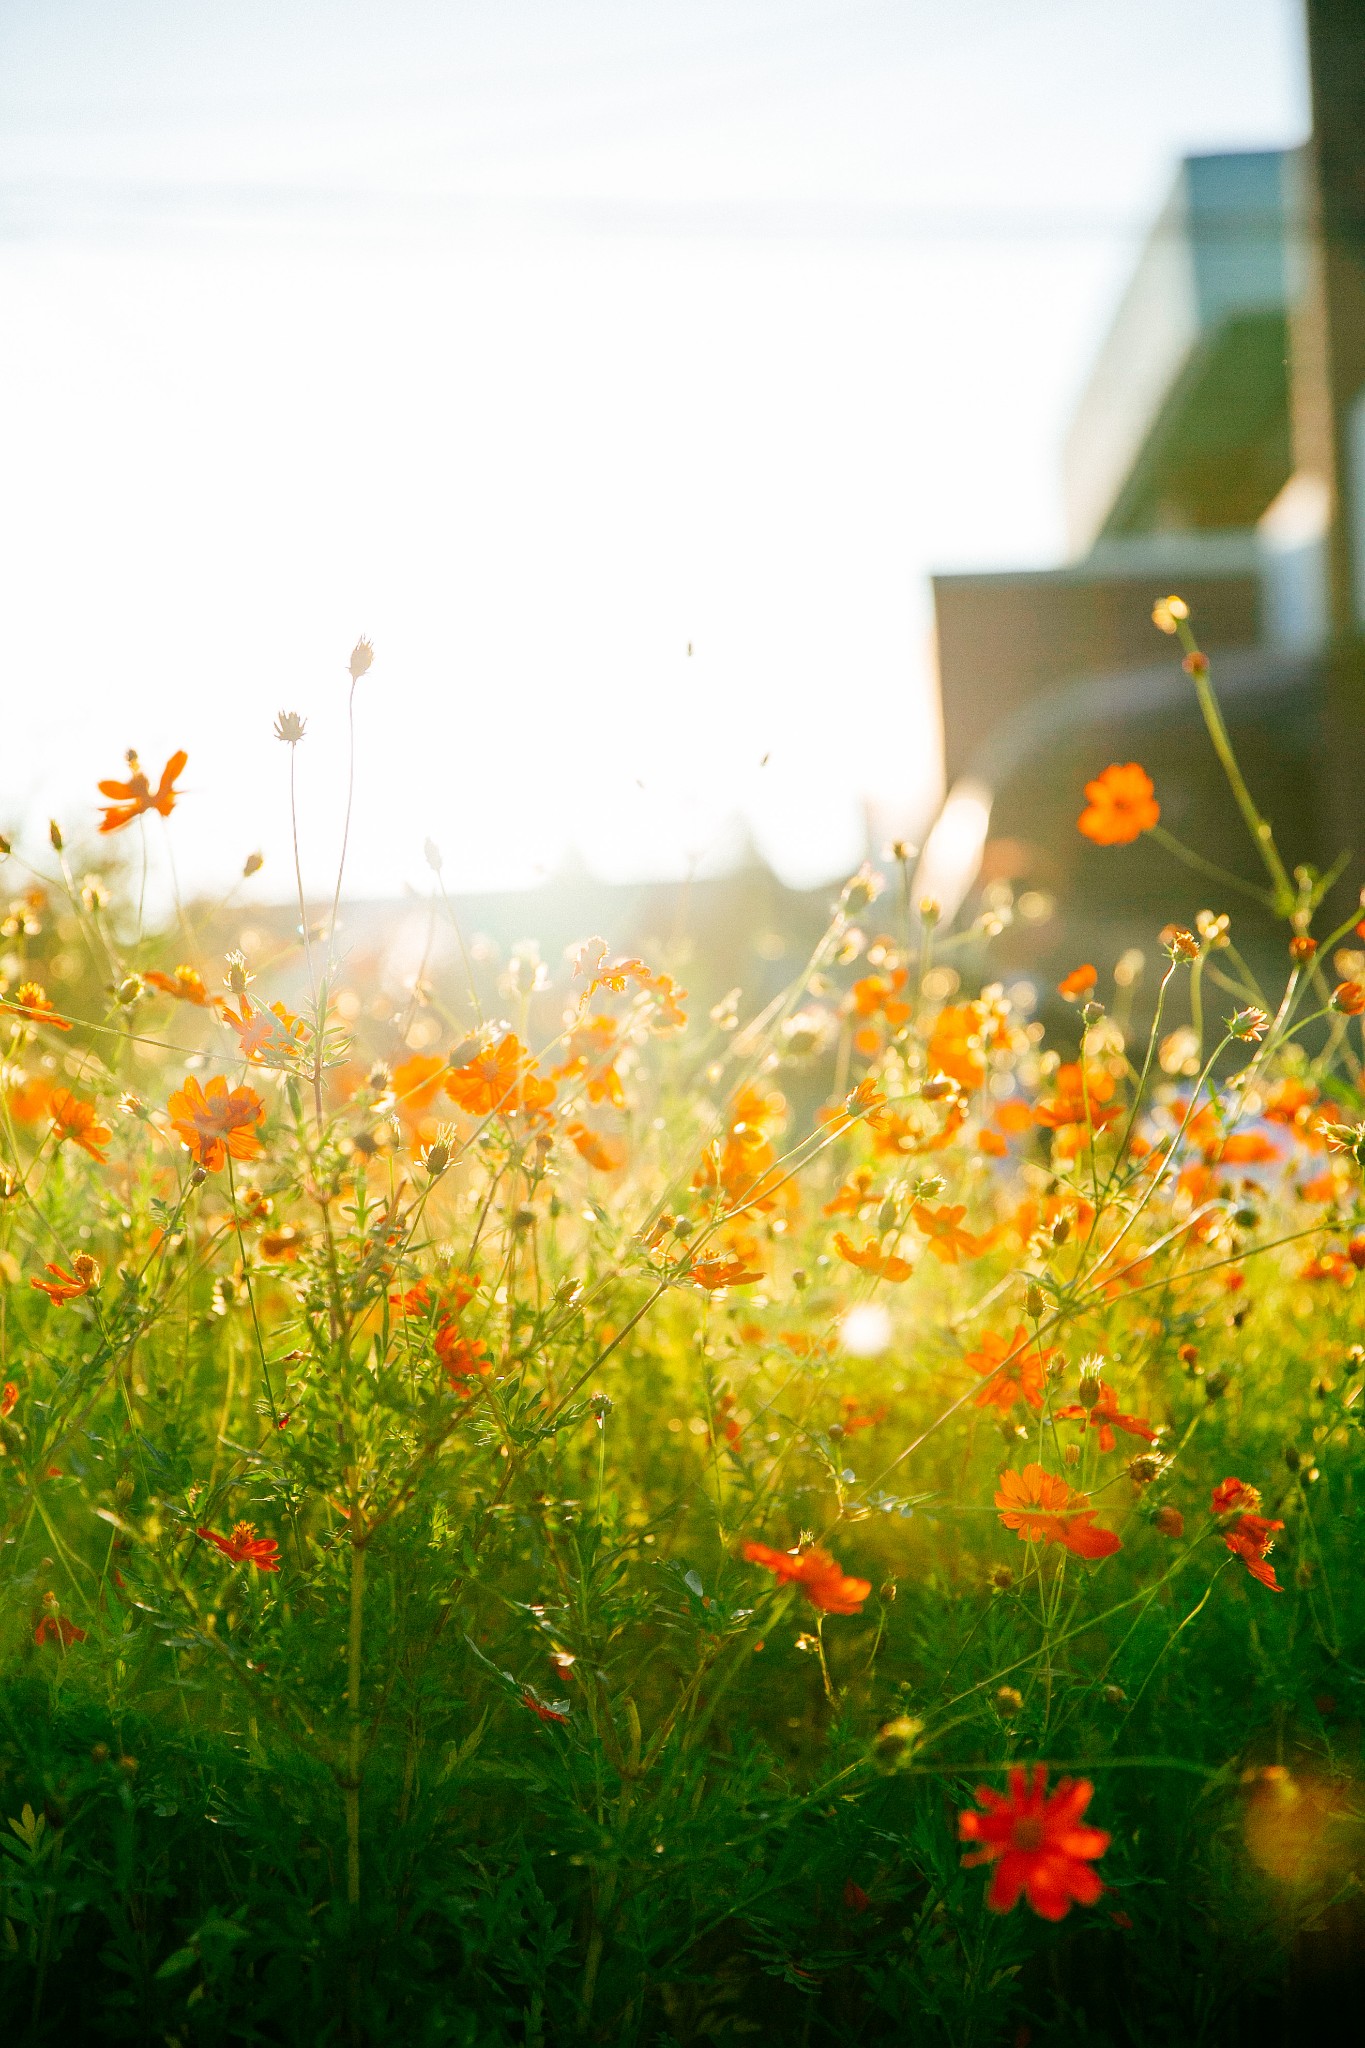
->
xmin=5 ymin=1073 xmax=51 ymax=1124
xmin=967 ymin=1326 xmax=1054 ymax=1412
xmin=0 ymin=1382 xmax=16 ymax=1418
xmin=390 ymin=1272 xmax=480 ymax=1321
xmin=31 ymin=1254 xmax=99 ymax=1305
xmin=1034 ymin=1062 xmax=1120 ymax=1132
xmin=823 ymin=1167 xmax=880 ymax=1218
xmin=927 ymin=1003 xmax=990 ymax=1090
xmin=221 ymin=996 xmax=306 ymax=1067
xmin=553 ymin=1015 xmax=626 ymax=1107
xmin=3 ymin=982 xmax=71 ymax=1031
xmin=167 ymin=1075 xmax=265 ymax=1171
xmin=1054 ymin=1381 xmax=1157 ymax=1454
xmin=1077 ymin=762 xmax=1159 ymax=846
xmin=49 ymin=1088 xmax=111 ymax=1160
xmin=995 ymin=1464 xmax=1121 ymax=1560
xmin=434 ymin=1327 xmax=493 ymax=1394
xmin=911 ymin=1200 xmax=990 ymax=1264
xmin=959 ymin=1766 xmax=1109 ymax=1920
xmin=447 ymin=1033 xmax=544 ymax=1118
xmin=567 ymin=1122 xmax=627 ymax=1171
xmin=197 ymin=1522 xmax=281 ymax=1572
xmin=390 ymin=1052 xmax=448 ymax=1138
xmin=742 ymin=1541 xmax=871 ymax=1616
xmin=1057 ymin=964 xmax=1097 ymax=1001
xmin=97 ymin=748 xmax=188 ymax=834
xmin=1223 ymin=1512 xmax=1285 ymax=1591
xmin=689 ymin=1249 xmax=766 ymax=1291
xmin=832 ymin=1231 xmax=914 ymax=1283
xmin=144 ymin=965 xmax=217 ymax=1008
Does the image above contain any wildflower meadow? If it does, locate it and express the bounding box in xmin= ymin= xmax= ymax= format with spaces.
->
xmin=3 ymin=606 xmax=1365 ymax=2045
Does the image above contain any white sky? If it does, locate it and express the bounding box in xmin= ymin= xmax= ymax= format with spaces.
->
xmin=0 ymin=0 xmax=1309 ymax=903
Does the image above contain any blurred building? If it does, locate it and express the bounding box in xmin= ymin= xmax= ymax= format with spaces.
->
xmin=921 ymin=0 xmax=1365 ymax=986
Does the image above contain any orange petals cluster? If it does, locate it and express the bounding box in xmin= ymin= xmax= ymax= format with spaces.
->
xmin=832 ymin=1231 xmax=913 ymax=1283
xmin=222 ymin=996 xmax=307 ymax=1067
xmin=31 ymin=1254 xmax=100 ymax=1305
xmin=1212 ymin=1476 xmax=1284 ymax=1590
xmin=1077 ymin=762 xmax=1159 ymax=845
xmin=447 ymin=1034 xmax=556 ymax=1124
xmin=912 ymin=1199 xmax=991 ymax=1264
xmin=49 ymin=1089 xmax=111 ymax=1160
xmin=967 ymin=1326 xmax=1056 ymax=1412
xmin=98 ymin=749 xmax=188 ymax=834
xmin=1057 ymin=964 xmax=1097 ymax=1001
xmin=742 ymin=1540 xmax=871 ymax=1615
xmin=167 ymin=1075 xmax=266 ymax=1171
xmin=959 ymin=1766 xmax=1109 ymax=1919
xmin=1054 ymin=1381 xmax=1158 ymax=1453
xmin=995 ymin=1464 xmax=1121 ymax=1560
xmin=198 ymin=1522 xmax=281 ymax=1572
xmin=4 ymin=982 xmax=71 ymax=1031
xmin=145 ymin=965 xmax=217 ymax=1008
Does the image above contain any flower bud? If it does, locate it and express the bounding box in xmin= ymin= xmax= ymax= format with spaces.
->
xmin=1227 ymin=1007 xmax=1269 ymax=1041
xmin=1160 ymin=925 xmax=1200 ymax=960
xmin=48 ymin=820 xmax=63 ymax=853
xmin=243 ymin=851 xmax=264 ymax=878
xmin=1024 ymin=1281 xmax=1044 ymax=1320
xmin=1152 ymin=1505 xmax=1184 ymax=1538
xmin=1332 ymin=980 xmax=1365 ymax=1016
xmin=995 ymin=1685 xmax=1023 ymax=1717
xmin=987 ymin=1563 xmax=1014 ymax=1591
xmin=1152 ymin=594 xmax=1189 ymax=634
xmin=1063 ymin=1442 xmax=1080 ymax=1467
xmin=115 ymin=976 xmax=143 ymax=1007
xmin=1078 ymin=1364 xmax=1102 ymax=1410
xmin=72 ymin=1253 xmax=100 ymax=1288
xmin=1289 ymin=935 xmax=1318 ymax=965
xmin=1182 ymin=649 xmax=1209 ymax=677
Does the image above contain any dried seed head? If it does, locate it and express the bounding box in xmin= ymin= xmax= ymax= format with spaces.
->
xmin=348 ymin=637 xmax=374 ymax=682
xmin=273 ymin=711 xmax=307 ymax=745
xmin=243 ymin=851 xmax=264 ymax=877
xmin=72 ymin=1253 xmax=100 ymax=1288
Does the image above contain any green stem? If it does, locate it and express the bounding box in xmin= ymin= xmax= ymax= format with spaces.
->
xmin=345 ymin=1534 xmax=366 ymax=1909
xmin=1178 ymin=632 xmax=1295 ymax=910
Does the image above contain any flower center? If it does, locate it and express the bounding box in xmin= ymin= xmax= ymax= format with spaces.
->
xmin=1012 ymin=1816 xmax=1046 ymax=1852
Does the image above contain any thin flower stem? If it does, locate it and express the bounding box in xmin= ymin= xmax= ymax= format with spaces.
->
xmin=1148 ymin=824 xmax=1272 ymax=908
xmin=328 ymin=677 xmax=358 ymax=968
xmin=1176 ymin=628 xmax=1295 ymax=911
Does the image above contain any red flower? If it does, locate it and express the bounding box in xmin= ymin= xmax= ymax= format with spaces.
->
xmin=98 ymin=749 xmax=188 ymax=833
xmin=1211 ymin=1476 xmax=1261 ymax=1516
xmin=197 ymin=1521 xmax=281 ymax=1572
xmin=842 ymin=1879 xmax=871 ymax=1914
xmin=742 ymin=1540 xmax=871 ymax=1615
xmin=167 ymin=1075 xmax=266 ymax=1171
xmin=1054 ymin=1381 xmax=1157 ymax=1454
xmin=520 ymin=1689 xmax=569 ymax=1724
xmin=1057 ymin=964 xmax=1098 ymax=1001
xmin=959 ymin=1765 xmax=1109 ymax=1919
xmin=1223 ymin=1512 xmax=1284 ymax=1591
xmin=0 ymin=1382 xmax=17 ymax=1418
xmin=35 ymin=1611 xmax=86 ymax=1648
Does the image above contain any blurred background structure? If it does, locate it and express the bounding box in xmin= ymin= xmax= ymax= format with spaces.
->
xmin=921 ymin=0 xmax=1365 ymax=986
